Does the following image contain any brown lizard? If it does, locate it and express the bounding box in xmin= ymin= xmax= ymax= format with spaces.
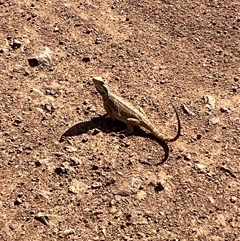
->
xmin=92 ymin=76 xmax=181 ymax=142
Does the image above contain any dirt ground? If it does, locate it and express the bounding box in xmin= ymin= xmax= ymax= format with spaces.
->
xmin=0 ymin=0 xmax=239 ymax=240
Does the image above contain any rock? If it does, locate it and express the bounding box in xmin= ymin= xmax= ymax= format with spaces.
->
xmin=12 ymin=39 xmax=22 ymax=49
xmin=220 ymin=107 xmax=230 ymax=113
xmin=28 ymin=46 xmax=52 ymax=67
xmin=69 ymin=157 xmax=82 ymax=166
xmin=234 ymin=76 xmax=239 ymax=82
xmin=230 ymin=196 xmax=237 ymax=203
xmin=53 ymin=26 xmax=59 ymax=32
xmin=59 ymin=228 xmax=75 ymax=238
xmin=184 ymin=153 xmax=191 ymax=161
xmin=68 ymin=179 xmax=81 ymax=194
xmin=34 ymin=212 xmax=49 ymax=226
xmin=195 ymin=163 xmax=206 ymax=171
xmin=55 ymin=166 xmax=68 ymax=175
xmin=182 ymin=104 xmax=195 ymax=116
xmin=208 ymin=116 xmax=219 ymax=125
xmin=13 ymin=116 xmax=23 ymax=126
xmin=64 ymin=146 xmax=77 ymax=153
xmin=153 ymin=182 xmax=165 ymax=192
xmin=92 ymin=128 xmax=100 ymax=135
xmin=42 ymin=103 xmax=56 ymax=113
xmin=136 ymin=190 xmax=147 ymax=200
xmin=91 ymin=181 xmax=102 ymax=189
xmin=203 ymin=95 xmax=216 ymax=110
xmin=14 ymin=197 xmax=22 ymax=205
xmin=82 ymin=56 xmax=91 ymax=62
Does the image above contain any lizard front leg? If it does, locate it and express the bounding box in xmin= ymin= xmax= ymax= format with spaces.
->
xmin=104 ymin=103 xmax=116 ymax=120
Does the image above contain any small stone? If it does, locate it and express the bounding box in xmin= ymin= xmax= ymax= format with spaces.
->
xmin=203 ymin=95 xmax=216 ymax=110
xmin=92 ymin=128 xmax=100 ymax=135
xmin=13 ymin=116 xmax=23 ymax=126
xmin=154 ymin=182 xmax=165 ymax=192
xmin=43 ymin=103 xmax=56 ymax=113
xmin=35 ymin=158 xmax=49 ymax=167
xmin=91 ymin=181 xmax=102 ymax=189
xmin=34 ymin=212 xmax=49 ymax=226
xmin=55 ymin=166 xmax=68 ymax=175
xmin=58 ymin=228 xmax=75 ymax=238
xmin=195 ymin=163 xmax=206 ymax=171
xmin=232 ymin=86 xmax=238 ymax=92
xmin=82 ymin=137 xmax=88 ymax=143
xmin=53 ymin=26 xmax=59 ymax=32
xmin=160 ymin=80 xmax=166 ymax=84
xmin=230 ymin=196 xmax=237 ymax=203
xmin=182 ymin=104 xmax=195 ymax=116
xmin=184 ymin=153 xmax=191 ymax=161
xmin=9 ymin=223 xmax=18 ymax=230
xmin=69 ymin=157 xmax=82 ymax=166
xmin=28 ymin=46 xmax=52 ymax=67
xmin=82 ymin=56 xmax=91 ymax=62
xmin=234 ymin=76 xmax=239 ymax=82
xmin=92 ymin=210 xmax=104 ymax=215
xmin=95 ymin=38 xmax=101 ymax=44
xmin=64 ymin=146 xmax=77 ymax=153
xmin=69 ymin=179 xmax=81 ymax=194
xmin=123 ymin=141 xmax=130 ymax=147
xmin=14 ymin=197 xmax=22 ymax=205
xmin=220 ymin=107 xmax=230 ymax=113
xmin=136 ymin=190 xmax=147 ymax=200
xmin=209 ymin=116 xmax=219 ymax=125
xmin=53 ymin=152 xmax=65 ymax=157
xmin=12 ymin=39 xmax=22 ymax=49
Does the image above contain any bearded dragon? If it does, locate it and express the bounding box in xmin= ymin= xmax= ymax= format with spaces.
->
xmin=92 ymin=76 xmax=181 ymax=142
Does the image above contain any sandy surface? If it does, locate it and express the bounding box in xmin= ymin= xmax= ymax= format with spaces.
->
xmin=0 ymin=0 xmax=239 ymax=240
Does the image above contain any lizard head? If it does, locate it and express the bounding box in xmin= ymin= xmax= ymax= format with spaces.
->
xmin=92 ymin=76 xmax=108 ymax=96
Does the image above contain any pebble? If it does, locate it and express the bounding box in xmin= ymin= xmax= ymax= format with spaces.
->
xmin=92 ymin=128 xmax=100 ymax=135
xmin=43 ymin=103 xmax=56 ymax=113
xmin=69 ymin=157 xmax=82 ymax=166
xmin=35 ymin=212 xmax=49 ymax=226
xmin=208 ymin=116 xmax=219 ymax=125
xmin=12 ymin=39 xmax=22 ymax=49
xmin=184 ymin=153 xmax=191 ymax=161
xmin=28 ymin=46 xmax=52 ymax=67
xmin=14 ymin=197 xmax=22 ymax=205
xmin=230 ymin=196 xmax=237 ymax=203
xmin=91 ymin=182 xmax=103 ymax=189
xmin=82 ymin=56 xmax=91 ymax=62
xmin=203 ymin=95 xmax=216 ymax=110
xmin=55 ymin=166 xmax=68 ymax=175
xmin=182 ymin=104 xmax=195 ymax=116
xmin=195 ymin=163 xmax=206 ymax=171
xmin=63 ymin=228 xmax=75 ymax=236
xmin=64 ymin=146 xmax=77 ymax=153
xmin=53 ymin=26 xmax=59 ymax=32
xmin=68 ymin=179 xmax=81 ymax=194
xmin=95 ymin=38 xmax=101 ymax=44
xmin=220 ymin=107 xmax=230 ymax=113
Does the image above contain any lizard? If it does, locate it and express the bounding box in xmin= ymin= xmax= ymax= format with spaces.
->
xmin=92 ymin=76 xmax=181 ymax=142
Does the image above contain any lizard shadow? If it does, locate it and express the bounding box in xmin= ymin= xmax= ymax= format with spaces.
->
xmin=60 ymin=115 xmax=169 ymax=165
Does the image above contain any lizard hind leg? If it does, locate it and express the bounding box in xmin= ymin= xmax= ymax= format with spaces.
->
xmin=127 ymin=118 xmax=142 ymax=132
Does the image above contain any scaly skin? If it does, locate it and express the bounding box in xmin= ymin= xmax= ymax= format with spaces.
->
xmin=92 ymin=76 xmax=181 ymax=142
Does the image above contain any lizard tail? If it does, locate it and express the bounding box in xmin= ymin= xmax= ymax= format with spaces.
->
xmin=147 ymin=104 xmax=181 ymax=142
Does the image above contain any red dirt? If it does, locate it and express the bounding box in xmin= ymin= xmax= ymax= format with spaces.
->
xmin=0 ymin=0 xmax=239 ymax=240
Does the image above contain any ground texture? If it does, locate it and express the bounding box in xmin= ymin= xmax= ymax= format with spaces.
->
xmin=0 ymin=0 xmax=240 ymax=240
